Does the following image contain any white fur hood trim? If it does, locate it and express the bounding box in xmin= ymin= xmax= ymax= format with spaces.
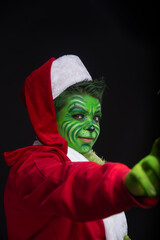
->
xmin=51 ymin=55 xmax=92 ymax=99
xmin=67 ymin=147 xmax=128 ymax=240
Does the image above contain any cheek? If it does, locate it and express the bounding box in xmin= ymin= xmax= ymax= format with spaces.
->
xmin=63 ymin=120 xmax=84 ymax=140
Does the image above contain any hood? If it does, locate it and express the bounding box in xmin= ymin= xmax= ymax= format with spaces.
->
xmin=4 ymin=58 xmax=68 ymax=166
xmin=4 ymin=55 xmax=92 ymax=166
xmin=20 ymin=57 xmax=68 ymax=148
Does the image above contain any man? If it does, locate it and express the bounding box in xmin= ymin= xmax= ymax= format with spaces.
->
xmin=4 ymin=55 xmax=159 ymax=239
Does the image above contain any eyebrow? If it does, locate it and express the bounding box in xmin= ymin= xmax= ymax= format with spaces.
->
xmin=70 ymin=95 xmax=86 ymax=102
xmin=68 ymin=105 xmax=88 ymax=113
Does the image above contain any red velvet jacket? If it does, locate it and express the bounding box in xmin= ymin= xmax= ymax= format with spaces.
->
xmin=4 ymin=58 xmax=158 ymax=240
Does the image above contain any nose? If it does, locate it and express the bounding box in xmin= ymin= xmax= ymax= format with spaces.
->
xmin=87 ymin=125 xmax=95 ymax=132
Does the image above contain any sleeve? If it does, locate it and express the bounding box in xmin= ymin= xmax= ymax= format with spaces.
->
xmin=13 ymin=150 xmax=158 ymax=222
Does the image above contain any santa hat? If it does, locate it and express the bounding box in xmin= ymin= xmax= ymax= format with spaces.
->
xmin=51 ymin=55 xmax=92 ymax=99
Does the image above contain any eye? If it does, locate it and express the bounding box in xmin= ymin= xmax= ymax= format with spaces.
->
xmin=93 ymin=116 xmax=100 ymax=122
xmin=72 ymin=114 xmax=84 ymax=120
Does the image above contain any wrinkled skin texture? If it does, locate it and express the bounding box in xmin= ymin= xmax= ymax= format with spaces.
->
xmin=56 ymin=94 xmax=101 ymax=154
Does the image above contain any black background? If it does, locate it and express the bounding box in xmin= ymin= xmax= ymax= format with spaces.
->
xmin=0 ymin=1 xmax=160 ymax=239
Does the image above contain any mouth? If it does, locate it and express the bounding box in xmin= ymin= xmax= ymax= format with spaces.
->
xmin=78 ymin=137 xmax=93 ymax=143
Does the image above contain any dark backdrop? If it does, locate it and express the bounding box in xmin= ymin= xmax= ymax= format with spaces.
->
xmin=1 ymin=1 xmax=159 ymax=239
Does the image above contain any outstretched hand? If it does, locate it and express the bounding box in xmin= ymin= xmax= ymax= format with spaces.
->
xmin=125 ymin=138 xmax=160 ymax=197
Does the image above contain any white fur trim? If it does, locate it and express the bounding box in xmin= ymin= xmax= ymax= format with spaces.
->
xmin=33 ymin=140 xmax=42 ymax=146
xmin=67 ymin=147 xmax=89 ymax=162
xmin=67 ymin=147 xmax=128 ymax=240
xmin=103 ymin=212 xmax=128 ymax=240
xmin=51 ymin=55 xmax=92 ymax=99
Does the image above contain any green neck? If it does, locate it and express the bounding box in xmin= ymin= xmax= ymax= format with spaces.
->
xmin=83 ymin=150 xmax=105 ymax=165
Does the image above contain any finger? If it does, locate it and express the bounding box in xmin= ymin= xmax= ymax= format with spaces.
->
xmin=141 ymin=155 xmax=160 ymax=179
xmin=125 ymin=170 xmax=146 ymax=196
xmin=131 ymin=164 xmax=157 ymax=197
xmin=141 ymin=157 xmax=160 ymax=195
xmin=150 ymin=137 xmax=160 ymax=159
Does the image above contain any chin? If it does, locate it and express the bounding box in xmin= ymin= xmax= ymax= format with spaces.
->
xmin=79 ymin=145 xmax=92 ymax=154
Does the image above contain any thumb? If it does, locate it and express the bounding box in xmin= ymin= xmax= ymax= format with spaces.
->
xmin=150 ymin=137 xmax=160 ymax=159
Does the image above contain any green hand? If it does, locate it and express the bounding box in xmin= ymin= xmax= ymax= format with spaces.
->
xmin=124 ymin=235 xmax=131 ymax=240
xmin=125 ymin=138 xmax=160 ymax=197
xmin=150 ymin=137 xmax=160 ymax=159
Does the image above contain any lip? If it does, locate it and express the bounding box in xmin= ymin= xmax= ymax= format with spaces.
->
xmin=78 ymin=137 xmax=93 ymax=143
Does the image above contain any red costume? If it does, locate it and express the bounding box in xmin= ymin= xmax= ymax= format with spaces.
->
xmin=4 ymin=58 xmax=157 ymax=239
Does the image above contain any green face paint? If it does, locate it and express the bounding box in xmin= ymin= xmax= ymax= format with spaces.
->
xmin=56 ymin=94 xmax=101 ymax=154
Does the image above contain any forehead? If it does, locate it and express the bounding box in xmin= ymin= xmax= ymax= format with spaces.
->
xmin=66 ymin=94 xmax=101 ymax=109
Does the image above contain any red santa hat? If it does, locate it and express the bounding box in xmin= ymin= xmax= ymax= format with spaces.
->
xmin=51 ymin=55 xmax=92 ymax=99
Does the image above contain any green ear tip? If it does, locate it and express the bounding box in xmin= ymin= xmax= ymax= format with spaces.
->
xmin=123 ymin=235 xmax=131 ymax=240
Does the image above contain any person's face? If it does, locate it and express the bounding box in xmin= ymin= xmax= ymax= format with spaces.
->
xmin=56 ymin=94 xmax=101 ymax=154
